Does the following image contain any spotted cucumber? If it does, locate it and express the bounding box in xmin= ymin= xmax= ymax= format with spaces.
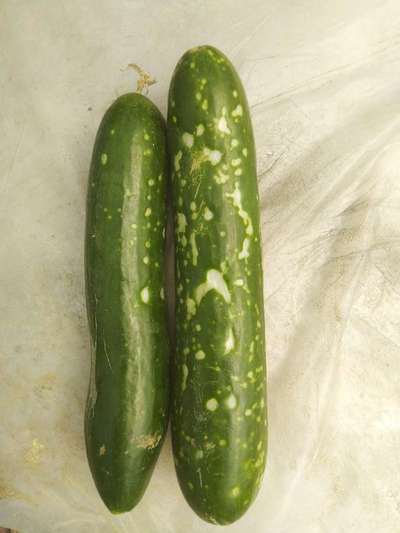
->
xmin=85 ymin=93 xmax=169 ymax=513
xmin=167 ymin=46 xmax=267 ymax=525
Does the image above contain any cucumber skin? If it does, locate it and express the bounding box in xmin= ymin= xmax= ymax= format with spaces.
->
xmin=85 ymin=93 xmax=169 ymax=514
xmin=167 ymin=46 xmax=267 ymax=525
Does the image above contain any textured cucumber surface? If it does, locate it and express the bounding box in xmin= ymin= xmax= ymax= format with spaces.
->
xmin=85 ymin=93 xmax=169 ymax=514
xmin=168 ymin=46 xmax=267 ymax=525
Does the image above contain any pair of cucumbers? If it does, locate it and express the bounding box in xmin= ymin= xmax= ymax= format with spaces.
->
xmin=85 ymin=45 xmax=267 ymax=526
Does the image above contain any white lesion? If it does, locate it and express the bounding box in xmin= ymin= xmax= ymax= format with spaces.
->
xmin=182 ymin=364 xmax=189 ymax=391
xmin=174 ymin=150 xmax=182 ymax=171
xmin=140 ymin=286 xmax=150 ymax=303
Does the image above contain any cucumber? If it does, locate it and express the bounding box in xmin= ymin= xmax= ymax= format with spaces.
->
xmin=167 ymin=46 xmax=267 ymax=525
xmin=85 ymin=93 xmax=169 ymax=513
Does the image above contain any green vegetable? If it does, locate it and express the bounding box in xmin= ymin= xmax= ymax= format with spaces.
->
xmin=167 ymin=45 xmax=267 ymax=525
xmin=85 ymin=93 xmax=169 ymax=514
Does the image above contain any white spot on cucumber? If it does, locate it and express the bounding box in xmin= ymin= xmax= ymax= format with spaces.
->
xmin=99 ymin=444 xmax=106 ymax=456
xmin=196 ymin=450 xmax=204 ymax=459
xmin=203 ymin=147 xmax=222 ymax=165
xmin=160 ymin=288 xmax=165 ymax=300
xmin=231 ymin=158 xmax=241 ymax=167
xmin=144 ymin=132 xmax=150 ymax=140
xmin=203 ymin=207 xmax=214 ymax=220
xmin=174 ymin=151 xmax=182 ymax=171
xmin=196 ymin=124 xmax=205 ymax=136
xmin=231 ymin=139 xmax=239 ymax=148
xmin=234 ymin=168 xmax=243 ymax=176
xmin=143 ymin=256 xmax=149 ymax=264
xmin=190 ymin=233 xmax=198 ymax=266
xmin=242 ymin=148 xmax=248 ymax=157
xmin=182 ymin=364 xmax=189 ymax=391
xmin=110 ymin=129 xmax=115 ymax=135
xmin=195 ymin=269 xmax=231 ymax=305
xmin=196 ymin=92 xmax=202 ymax=101
xmin=233 ymin=90 xmax=238 ymax=98
xmin=217 ymin=116 xmax=231 ymax=135
xmin=245 ymin=409 xmax=252 ymax=416
xmin=224 ymin=328 xmax=235 ymax=354
xmin=176 ymin=213 xmax=187 ymax=233
xmin=145 ymin=207 xmax=152 ymax=217
xmin=225 ymin=393 xmax=237 ymax=409
xmin=182 ymin=132 xmax=194 ymax=148
xmin=148 ymin=178 xmax=155 ymax=186
xmin=206 ymin=398 xmax=218 ymax=411
xmin=195 ymin=350 xmax=206 ymax=360
xmin=186 ymin=298 xmax=196 ymax=318
xmin=101 ymin=153 xmax=108 ymax=165
xmin=201 ymin=99 xmax=208 ymax=110
xmin=140 ymin=287 xmax=150 ymax=303
xmin=234 ymin=279 xmax=244 ymax=287
xmin=231 ymin=486 xmax=240 ymax=497
xmin=214 ymin=170 xmax=229 ymax=185
xmin=232 ymin=105 xmax=243 ymax=117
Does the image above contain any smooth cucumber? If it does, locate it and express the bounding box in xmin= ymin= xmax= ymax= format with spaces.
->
xmin=167 ymin=46 xmax=267 ymax=525
xmin=85 ymin=93 xmax=169 ymax=513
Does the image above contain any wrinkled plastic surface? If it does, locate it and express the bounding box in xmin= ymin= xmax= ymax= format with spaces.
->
xmin=1 ymin=1 xmax=399 ymax=532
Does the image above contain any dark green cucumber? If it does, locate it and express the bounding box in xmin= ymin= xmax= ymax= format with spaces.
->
xmin=167 ymin=46 xmax=267 ymax=525
xmin=85 ymin=93 xmax=169 ymax=513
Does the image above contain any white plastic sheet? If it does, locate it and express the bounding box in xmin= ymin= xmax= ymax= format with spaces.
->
xmin=1 ymin=1 xmax=400 ymax=531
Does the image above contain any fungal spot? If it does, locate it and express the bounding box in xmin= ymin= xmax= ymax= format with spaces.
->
xmin=99 ymin=444 xmax=106 ymax=456
xmin=110 ymin=129 xmax=115 ymax=135
xmin=242 ymin=148 xmax=248 ymax=157
xmin=160 ymin=288 xmax=165 ymax=300
xmin=201 ymin=99 xmax=208 ymax=110
xmin=182 ymin=132 xmax=194 ymax=148
xmin=245 ymin=409 xmax=252 ymax=416
xmin=182 ymin=364 xmax=189 ymax=391
xmin=196 ymin=450 xmax=204 ymax=459
xmin=233 ymin=90 xmax=238 ymax=98
xmin=226 ymin=182 xmax=254 ymax=259
xmin=225 ymin=393 xmax=237 ymax=409
xmin=196 ymin=124 xmax=205 ymax=136
xmin=174 ymin=150 xmax=182 ymax=171
xmin=257 ymin=441 xmax=263 ymax=451
xmin=172 ymin=116 xmax=177 ymax=123
xmin=195 ymin=324 xmax=201 ymax=331
xmin=196 ymin=92 xmax=202 ymax=101
xmin=234 ymin=279 xmax=244 ymax=287
xmin=190 ymin=233 xmax=198 ymax=266
xmin=143 ymin=256 xmax=149 ymax=264
xmin=144 ymin=148 xmax=151 ymax=156
xmin=232 ymin=105 xmax=243 ymax=117
xmin=203 ymin=207 xmax=214 ymax=220
xmin=183 ymin=347 xmax=190 ymax=355
xmin=218 ymin=116 xmax=231 ymax=135
xmin=219 ymin=439 xmax=227 ymax=447
xmin=190 ymin=201 xmax=197 ymax=211
xmin=206 ymin=398 xmax=218 ymax=411
xmin=231 ymin=486 xmax=240 ymax=497
xmin=148 ymin=179 xmax=155 ymax=186
xmin=234 ymin=168 xmax=243 ymax=176
xmin=224 ymin=328 xmax=235 ymax=354
xmin=140 ymin=287 xmax=150 ymax=303
xmin=145 ymin=207 xmax=152 ymax=217
xmin=195 ymin=350 xmax=206 ymax=360
xmin=101 ymin=153 xmax=108 ymax=165
xmin=190 ymin=61 xmax=195 ymax=69
xmin=231 ymin=139 xmax=239 ymax=148
xmin=144 ymin=132 xmax=150 ymax=140
xmin=145 ymin=240 xmax=151 ymax=248
xmin=188 ymin=482 xmax=194 ymax=490
xmin=195 ymin=269 xmax=231 ymax=305
xmin=231 ymin=158 xmax=241 ymax=167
